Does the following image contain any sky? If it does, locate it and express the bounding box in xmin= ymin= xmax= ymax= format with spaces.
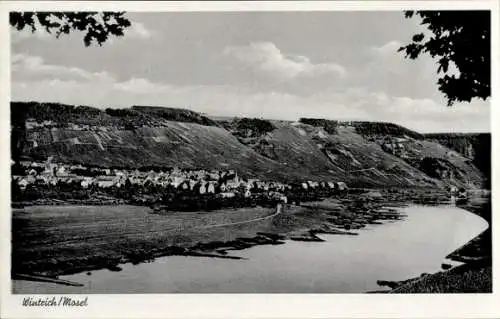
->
xmin=10 ymin=11 xmax=490 ymax=133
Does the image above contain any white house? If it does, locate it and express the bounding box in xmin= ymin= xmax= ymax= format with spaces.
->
xmin=56 ymin=166 xmax=68 ymax=177
xmin=189 ymin=180 xmax=197 ymax=191
xmin=336 ymin=182 xmax=348 ymax=191
xmin=199 ymin=183 xmax=207 ymax=195
xmin=180 ymin=181 xmax=190 ymax=190
xmin=207 ymin=182 xmax=216 ymax=194
xmin=221 ymin=192 xmax=236 ymax=198
xmin=18 ymin=178 xmax=29 ymax=189
xmin=81 ymin=177 xmax=94 ymax=189
xmin=96 ymin=176 xmax=114 ymax=188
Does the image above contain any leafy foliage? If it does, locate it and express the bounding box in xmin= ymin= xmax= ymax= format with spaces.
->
xmin=11 ymin=101 xmax=114 ymax=127
xmin=10 ymin=12 xmax=131 ymax=46
xmin=131 ymin=106 xmax=219 ymax=127
xmin=352 ymin=121 xmax=424 ymax=139
xmin=399 ymin=11 xmax=490 ymax=106
xmin=299 ymin=118 xmax=338 ymax=134
xmin=235 ymin=118 xmax=276 ymax=135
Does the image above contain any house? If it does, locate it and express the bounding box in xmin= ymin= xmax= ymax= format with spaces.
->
xmin=208 ymin=172 xmax=220 ymax=180
xmin=301 ymin=182 xmax=309 ymax=190
xmin=218 ymin=183 xmax=227 ymax=192
xmin=70 ymin=164 xmax=85 ymax=170
xmin=179 ymin=181 xmax=190 ymax=191
xmin=449 ymin=185 xmax=459 ymax=195
xmin=48 ymin=176 xmax=58 ymax=186
xmin=81 ymin=178 xmax=94 ymax=189
xmin=18 ymin=178 xmax=29 ymax=189
xmin=220 ymin=192 xmax=236 ymax=198
xmin=25 ymin=119 xmax=41 ymax=130
xmin=128 ymin=176 xmax=142 ymax=185
xmin=113 ymin=175 xmax=127 ymax=188
xmin=199 ymin=183 xmax=207 ymax=195
xmin=226 ymin=180 xmax=240 ymax=190
xmin=207 ymin=182 xmax=216 ymax=194
xmin=336 ymin=182 xmax=348 ymax=191
xmin=172 ymin=176 xmax=184 ymax=185
xmin=56 ymin=166 xmax=68 ymax=177
xmin=143 ymin=175 xmax=154 ymax=185
xmin=307 ymin=181 xmax=319 ymax=188
xmin=244 ymin=189 xmax=252 ymax=198
xmin=35 ymin=175 xmax=48 ymax=185
xmin=189 ymin=180 xmax=197 ymax=191
xmin=96 ymin=176 xmax=114 ymax=188
xmin=255 ymin=181 xmax=265 ymax=190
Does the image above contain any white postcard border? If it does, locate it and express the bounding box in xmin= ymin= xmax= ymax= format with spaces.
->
xmin=1 ymin=1 xmax=499 ymax=318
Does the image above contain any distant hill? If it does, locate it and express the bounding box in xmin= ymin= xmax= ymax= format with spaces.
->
xmin=350 ymin=121 xmax=425 ymax=140
xmin=11 ymin=101 xmax=488 ymax=188
xmin=11 ymin=102 xmax=218 ymax=128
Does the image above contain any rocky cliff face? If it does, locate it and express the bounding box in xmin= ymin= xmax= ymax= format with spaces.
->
xmin=424 ymin=133 xmax=491 ymax=188
xmin=11 ymin=102 xmax=488 ymax=189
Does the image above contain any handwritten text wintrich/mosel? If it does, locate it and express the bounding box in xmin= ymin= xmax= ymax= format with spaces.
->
xmin=22 ymin=296 xmax=88 ymax=307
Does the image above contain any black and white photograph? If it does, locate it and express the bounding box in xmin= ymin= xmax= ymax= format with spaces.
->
xmin=1 ymin=1 xmax=499 ymax=318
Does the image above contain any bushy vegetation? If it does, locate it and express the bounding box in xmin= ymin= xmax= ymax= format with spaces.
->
xmin=11 ymin=102 xmax=218 ymax=128
xmin=299 ymin=118 xmax=339 ymax=134
xmin=352 ymin=121 xmax=424 ymax=139
xmin=391 ymin=263 xmax=492 ymax=293
xmin=418 ymin=156 xmax=464 ymax=180
xmin=131 ymin=105 xmax=218 ymax=127
xmin=11 ymin=101 xmax=115 ymax=127
xmin=235 ymin=118 xmax=276 ymax=136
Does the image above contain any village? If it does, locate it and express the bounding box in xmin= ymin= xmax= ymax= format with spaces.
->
xmin=11 ymin=157 xmax=349 ymax=208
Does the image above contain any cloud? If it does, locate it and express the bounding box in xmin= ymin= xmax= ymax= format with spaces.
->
xmin=11 ymin=73 xmax=490 ymax=133
xmin=371 ymin=40 xmax=402 ymax=57
xmin=124 ymin=22 xmax=154 ymax=39
xmin=113 ymin=77 xmax=167 ymax=94
xmin=11 ymin=54 xmax=115 ymax=83
xmin=224 ymin=42 xmax=347 ymax=81
xmin=10 ymin=51 xmax=489 ymax=133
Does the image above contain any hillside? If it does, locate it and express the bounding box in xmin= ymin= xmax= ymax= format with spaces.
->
xmin=424 ymin=133 xmax=491 ymax=188
xmin=11 ymin=102 xmax=488 ymax=188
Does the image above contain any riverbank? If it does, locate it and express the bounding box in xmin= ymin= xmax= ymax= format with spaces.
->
xmin=12 ymin=191 xmax=411 ymax=281
xmin=374 ymin=261 xmax=492 ymax=293
xmin=13 ymin=188 xmax=490 ymax=293
xmin=14 ymin=202 xmax=487 ymax=294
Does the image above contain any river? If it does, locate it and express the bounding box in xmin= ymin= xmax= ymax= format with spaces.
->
xmin=12 ymin=204 xmax=488 ymax=293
